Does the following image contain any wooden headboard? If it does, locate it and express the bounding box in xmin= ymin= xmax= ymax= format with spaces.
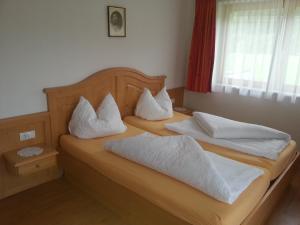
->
xmin=44 ymin=67 xmax=166 ymax=148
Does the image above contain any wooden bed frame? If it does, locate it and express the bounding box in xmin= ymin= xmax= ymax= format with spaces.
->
xmin=44 ymin=67 xmax=165 ymax=148
xmin=44 ymin=67 xmax=299 ymax=225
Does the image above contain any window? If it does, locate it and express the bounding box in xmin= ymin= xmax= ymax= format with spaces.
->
xmin=213 ymin=0 xmax=300 ymax=103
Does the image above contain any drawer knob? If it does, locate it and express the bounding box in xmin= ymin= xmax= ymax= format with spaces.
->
xmin=35 ymin=164 xmax=40 ymax=168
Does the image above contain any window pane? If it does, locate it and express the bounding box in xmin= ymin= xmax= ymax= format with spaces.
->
xmin=213 ymin=1 xmax=300 ymax=102
xmin=223 ymin=4 xmax=281 ymax=86
xmin=284 ymin=6 xmax=300 ymax=87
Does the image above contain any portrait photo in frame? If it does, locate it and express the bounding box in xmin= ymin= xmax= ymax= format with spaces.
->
xmin=107 ymin=6 xmax=126 ymax=37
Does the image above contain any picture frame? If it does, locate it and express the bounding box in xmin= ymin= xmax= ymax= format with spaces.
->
xmin=107 ymin=6 xmax=126 ymax=37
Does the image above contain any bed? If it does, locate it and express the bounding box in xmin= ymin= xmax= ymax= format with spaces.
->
xmin=124 ymin=112 xmax=297 ymax=180
xmin=60 ymin=123 xmax=271 ymax=225
xmin=44 ymin=67 xmax=299 ymax=225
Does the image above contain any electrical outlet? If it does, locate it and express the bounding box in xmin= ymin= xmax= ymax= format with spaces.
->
xmin=19 ymin=130 xmax=36 ymax=141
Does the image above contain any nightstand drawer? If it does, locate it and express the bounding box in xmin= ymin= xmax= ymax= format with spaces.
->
xmin=3 ymin=146 xmax=59 ymax=176
xmin=16 ymin=156 xmax=57 ymax=176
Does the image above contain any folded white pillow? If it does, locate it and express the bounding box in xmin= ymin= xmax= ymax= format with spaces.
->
xmin=69 ymin=93 xmax=127 ymax=139
xmin=135 ymin=87 xmax=173 ymax=120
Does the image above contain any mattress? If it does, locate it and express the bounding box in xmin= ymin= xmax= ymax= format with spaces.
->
xmin=60 ymin=124 xmax=271 ymax=225
xmin=124 ymin=113 xmax=297 ymax=180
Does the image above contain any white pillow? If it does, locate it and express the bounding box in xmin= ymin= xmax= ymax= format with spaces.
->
xmin=135 ymin=87 xmax=173 ymax=120
xmin=69 ymin=93 xmax=127 ymax=139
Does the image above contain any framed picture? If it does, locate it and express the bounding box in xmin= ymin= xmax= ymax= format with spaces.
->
xmin=107 ymin=6 xmax=126 ymax=37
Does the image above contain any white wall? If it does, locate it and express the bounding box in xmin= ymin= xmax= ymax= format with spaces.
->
xmin=0 ymin=0 xmax=194 ymax=119
xmin=184 ymin=91 xmax=300 ymax=147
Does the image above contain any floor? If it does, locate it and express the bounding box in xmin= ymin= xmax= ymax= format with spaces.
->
xmin=0 ymin=165 xmax=299 ymax=225
xmin=0 ymin=179 xmax=125 ymax=225
xmin=266 ymin=162 xmax=300 ymax=225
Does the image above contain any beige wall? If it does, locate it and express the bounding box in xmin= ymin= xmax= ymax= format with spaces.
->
xmin=0 ymin=0 xmax=194 ymax=119
xmin=184 ymin=91 xmax=300 ymax=148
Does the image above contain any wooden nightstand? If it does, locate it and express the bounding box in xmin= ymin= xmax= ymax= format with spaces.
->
xmin=173 ymin=107 xmax=194 ymax=116
xmin=3 ymin=146 xmax=58 ymax=176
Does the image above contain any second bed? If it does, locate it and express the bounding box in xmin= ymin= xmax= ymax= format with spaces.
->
xmin=124 ymin=112 xmax=297 ymax=180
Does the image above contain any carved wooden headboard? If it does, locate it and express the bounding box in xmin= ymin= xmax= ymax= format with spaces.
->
xmin=44 ymin=67 xmax=166 ymax=148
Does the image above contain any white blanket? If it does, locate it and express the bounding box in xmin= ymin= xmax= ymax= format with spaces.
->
xmin=105 ymin=133 xmax=264 ymax=204
xmin=166 ymin=117 xmax=290 ymax=160
xmin=193 ymin=112 xmax=290 ymax=140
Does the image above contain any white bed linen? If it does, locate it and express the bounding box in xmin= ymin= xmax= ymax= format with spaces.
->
xmin=105 ymin=133 xmax=263 ymax=204
xmin=165 ymin=118 xmax=289 ymax=160
xmin=135 ymin=87 xmax=173 ymax=120
xmin=193 ymin=112 xmax=290 ymax=140
xmin=69 ymin=94 xmax=127 ymax=139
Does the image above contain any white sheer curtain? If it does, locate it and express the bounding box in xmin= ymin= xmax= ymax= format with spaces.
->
xmin=213 ymin=0 xmax=300 ymax=103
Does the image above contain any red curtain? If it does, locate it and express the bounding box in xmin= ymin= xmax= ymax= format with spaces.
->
xmin=186 ymin=0 xmax=216 ymax=92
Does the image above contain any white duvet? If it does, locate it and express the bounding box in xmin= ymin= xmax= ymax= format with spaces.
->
xmin=165 ymin=113 xmax=290 ymax=160
xmin=105 ymin=133 xmax=264 ymax=204
xmin=193 ymin=112 xmax=290 ymax=140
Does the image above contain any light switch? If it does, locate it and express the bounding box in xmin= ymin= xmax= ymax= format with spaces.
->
xmin=19 ymin=130 xmax=36 ymax=141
